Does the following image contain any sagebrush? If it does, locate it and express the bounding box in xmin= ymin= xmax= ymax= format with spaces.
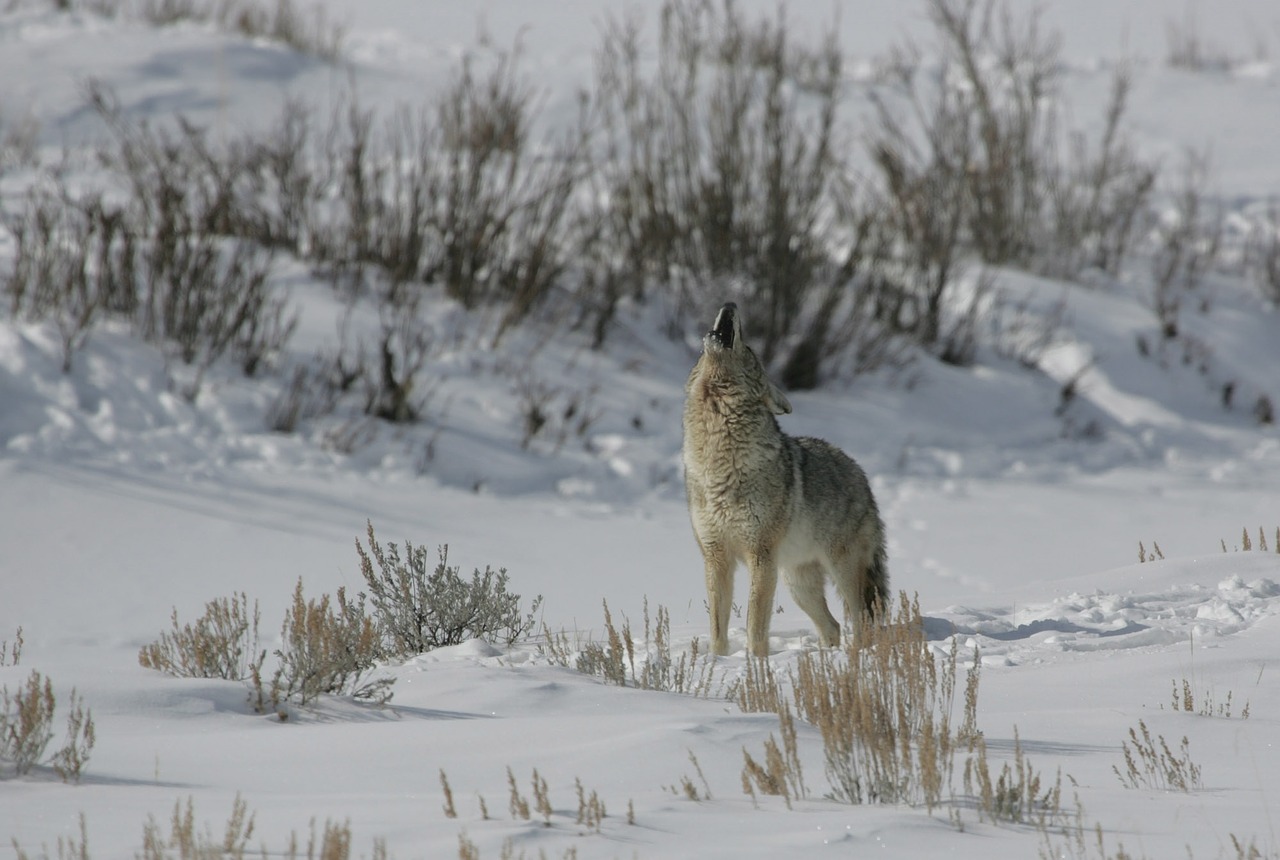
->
xmin=356 ymin=521 xmax=542 ymax=656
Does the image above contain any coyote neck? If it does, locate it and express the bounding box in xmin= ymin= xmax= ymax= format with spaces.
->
xmin=684 ymin=397 xmax=786 ymax=496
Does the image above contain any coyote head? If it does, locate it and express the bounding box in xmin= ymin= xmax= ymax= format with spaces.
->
xmin=693 ymin=302 xmax=792 ymax=416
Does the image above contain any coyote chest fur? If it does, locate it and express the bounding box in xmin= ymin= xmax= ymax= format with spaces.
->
xmin=682 ymin=303 xmax=888 ymax=657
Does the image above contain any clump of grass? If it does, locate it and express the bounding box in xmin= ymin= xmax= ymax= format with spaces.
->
xmin=1113 ymin=719 xmax=1202 ymax=792
xmin=727 ymin=655 xmax=787 ymax=715
xmin=13 ymin=796 xmax=381 ymax=860
xmin=791 ymin=591 xmax=975 ymax=810
xmin=574 ymin=778 xmax=607 ymax=833
xmin=10 ymin=813 xmax=89 ymax=860
xmin=1168 ymin=678 xmax=1249 ymax=719
xmin=1222 ymin=526 xmax=1280 ymax=554
xmin=1137 ymin=541 xmax=1165 ymax=563
xmin=963 ymin=728 xmax=1065 ymax=826
xmin=1037 ymin=803 xmax=1139 ymax=860
xmin=570 ymin=600 xmax=628 ymax=686
xmin=547 ymin=599 xmax=716 ymax=694
xmin=0 ymin=670 xmax=95 ymax=783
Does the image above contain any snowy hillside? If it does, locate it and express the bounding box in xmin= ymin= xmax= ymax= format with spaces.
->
xmin=2 ymin=1 xmax=1280 ymax=858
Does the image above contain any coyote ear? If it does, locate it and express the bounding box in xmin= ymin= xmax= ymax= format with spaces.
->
xmin=764 ymin=377 xmax=792 ymax=415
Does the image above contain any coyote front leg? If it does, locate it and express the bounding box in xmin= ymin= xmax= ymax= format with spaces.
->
xmin=745 ymin=548 xmax=778 ymax=658
xmin=702 ymin=542 xmax=735 ymax=656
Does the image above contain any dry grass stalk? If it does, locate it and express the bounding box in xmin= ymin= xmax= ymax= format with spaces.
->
xmin=574 ymin=777 xmax=607 ymax=832
xmin=729 ymin=655 xmax=786 ymax=715
xmin=531 ymin=769 xmax=553 ymax=827
xmin=440 ymin=769 xmax=457 ymax=818
xmin=506 ymin=767 xmax=530 ymax=820
xmin=740 ymin=701 xmax=807 ymax=809
xmin=1113 ymin=719 xmax=1202 ymax=792
xmin=1 ymin=627 xmax=22 ymax=667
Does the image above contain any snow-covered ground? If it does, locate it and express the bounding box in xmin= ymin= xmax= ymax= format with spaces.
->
xmin=2 ymin=1 xmax=1280 ymax=858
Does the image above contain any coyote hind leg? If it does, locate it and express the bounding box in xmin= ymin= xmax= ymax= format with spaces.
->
xmin=786 ymin=561 xmax=841 ymax=648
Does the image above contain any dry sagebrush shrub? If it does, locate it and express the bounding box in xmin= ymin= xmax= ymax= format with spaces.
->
xmin=0 ymin=670 xmax=95 ymax=782
xmin=272 ymin=579 xmax=391 ymax=706
xmin=356 ymin=521 xmax=542 ymax=657
xmin=139 ymin=593 xmax=265 ymax=681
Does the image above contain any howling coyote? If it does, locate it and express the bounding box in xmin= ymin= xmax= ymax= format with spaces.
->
xmin=682 ymin=302 xmax=888 ymax=657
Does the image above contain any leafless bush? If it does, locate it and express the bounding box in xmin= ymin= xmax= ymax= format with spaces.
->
xmin=144 ymin=235 xmax=283 ymax=397
xmin=870 ymin=0 xmax=1158 ymax=293
xmin=1150 ymin=151 xmax=1221 ymax=340
xmin=135 ymin=0 xmax=344 ymax=61
xmin=591 ymin=0 xmax=882 ymax=383
xmin=265 ymin=364 xmax=339 ymax=433
xmin=1043 ymin=67 xmax=1157 ymax=278
xmin=429 ymin=49 xmax=589 ymax=341
xmin=1245 ymin=201 xmax=1280 ymax=305
xmin=1165 ymin=7 xmax=1243 ymax=72
xmin=355 ymin=521 xmax=543 ymax=656
xmin=358 ymin=280 xmax=443 ymax=425
xmin=0 ymin=107 xmax=40 ymax=174
xmin=51 ymin=85 xmax=301 ymax=394
xmin=512 ymin=370 xmax=599 ymax=452
xmin=315 ymin=51 xmax=589 ymax=344
xmin=3 ymin=187 xmax=129 ymax=371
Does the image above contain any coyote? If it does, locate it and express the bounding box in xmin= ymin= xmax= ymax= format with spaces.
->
xmin=682 ymin=302 xmax=888 ymax=657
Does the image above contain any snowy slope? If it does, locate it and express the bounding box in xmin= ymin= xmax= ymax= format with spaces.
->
xmin=2 ymin=1 xmax=1280 ymax=858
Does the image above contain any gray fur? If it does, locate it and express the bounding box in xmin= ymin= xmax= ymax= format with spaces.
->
xmin=682 ymin=303 xmax=888 ymax=656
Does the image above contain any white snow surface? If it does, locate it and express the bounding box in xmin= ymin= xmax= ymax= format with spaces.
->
xmin=2 ymin=1 xmax=1280 ymax=858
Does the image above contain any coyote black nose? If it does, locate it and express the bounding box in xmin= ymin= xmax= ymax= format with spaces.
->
xmin=708 ymin=303 xmax=737 ymax=349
